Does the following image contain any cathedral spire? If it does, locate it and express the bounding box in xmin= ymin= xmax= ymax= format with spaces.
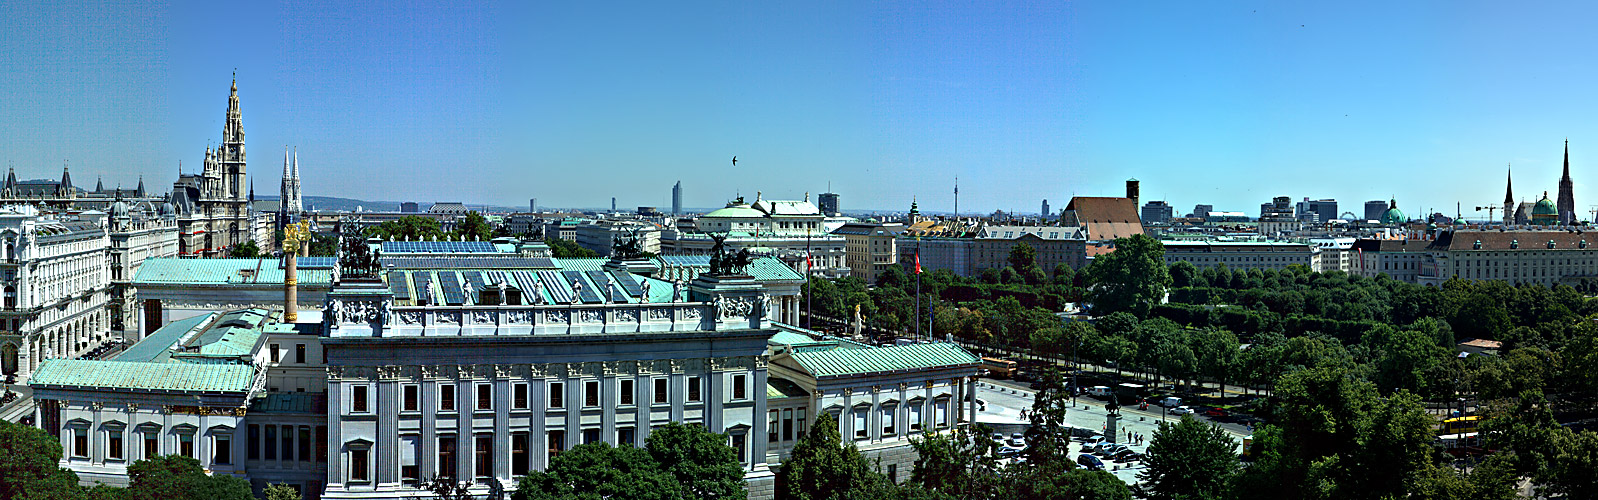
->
xmin=136 ymin=175 xmax=144 ymax=198
xmin=1559 ymin=139 xmax=1576 ymax=225
xmin=96 ymin=176 xmax=103 ymax=193
xmin=1505 ymin=163 xmax=1514 ymax=205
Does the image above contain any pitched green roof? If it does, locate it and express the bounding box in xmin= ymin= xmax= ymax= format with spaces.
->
xmin=30 ymin=360 xmax=255 ymax=393
xmin=790 ymin=343 xmax=980 ymax=379
xmin=133 ymin=258 xmax=333 ymax=286
xmin=115 ymin=313 xmax=216 ymax=363
xmin=186 ymin=309 xmax=271 ymax=357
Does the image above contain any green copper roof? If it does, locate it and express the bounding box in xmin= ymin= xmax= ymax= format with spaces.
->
xmin=30 ymin=360 xmax=255 ymax=393
xmin=703 ymin=206 xmax=765 ymax=218
xmin=790 ymin=342 xmax=980 ymax=379
xmin=1534 ymin=196 xmax=1558 ymax=216
xmin=185 ymin=308 xmax=271 ymax=357
xmin=133 ymin=258 xmax=334 ymax=286
xmin=115 ymin=313 xmax=216 ymax=363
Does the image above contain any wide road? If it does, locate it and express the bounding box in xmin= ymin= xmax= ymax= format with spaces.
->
xmin=975 ymin=377 xmax=1252 ymax=486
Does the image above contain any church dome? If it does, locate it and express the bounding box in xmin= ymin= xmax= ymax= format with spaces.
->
xmin=110 ymin=200 xmax=129 ymax=218
xmin=1379 ymin=198 xmax=1405 ymax=225
xmin=1532 ymin=192 xmax=1558 ymax=225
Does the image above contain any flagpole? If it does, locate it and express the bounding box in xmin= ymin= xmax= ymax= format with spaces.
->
xmin=915 ymin=235 xmax=922 ymax=341
xmin=806 ymin=227 xmax=812 ymax=329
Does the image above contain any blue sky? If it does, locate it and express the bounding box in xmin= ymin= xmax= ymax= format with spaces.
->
xmin=3 ymin=1 xmax=1598 ymax=217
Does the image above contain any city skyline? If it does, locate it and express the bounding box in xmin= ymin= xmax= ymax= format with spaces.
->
xmin=5 ymin=2 xmax=1598 ymax=217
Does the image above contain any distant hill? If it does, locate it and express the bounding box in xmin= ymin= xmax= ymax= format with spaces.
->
xmin=255 ymin=195 xmax=523 ymax=213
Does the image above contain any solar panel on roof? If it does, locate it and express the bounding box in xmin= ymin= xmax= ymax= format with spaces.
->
xmin=281 ymin=257 xmax=337 ymax=269
xmin=388 ymin=271 xmax=411 ymax=300
xmin=562 ymin=271 xmax=603 ymax=303
xmin=463 ymin=270 xmax=487 ymax=292
xmin=378 ymin=256 xmax=558 ymax=269
xmin=439 ymin=272 xmax=467 ymax=305
xmin=537 ymin=270 xmax=573 ymax=303
xmin=381 ymin=241 xmax=499 ymax=254
xmin=586 ymin=271 xmax=623 ymax=302
xmin=610 ymin=271 xmax=645 ymax=297
xmin=412 ymin=272 xmax=435 ymax=304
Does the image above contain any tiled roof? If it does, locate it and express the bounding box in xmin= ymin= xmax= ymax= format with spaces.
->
xmin=133 ymin=258 xmax=334 ymax=285
xmin=30 ymin=360 xmax=255 ymax=393
xmin=115 ymin=313 xmax=215 ymax=363
xmin=1064 ymin=197 xmax=1143 ymax=240
xmin=1351 ymin=239 xmax=1429 ymax=252
xmin=1431 ymin=230 xmax=1598 ymax=251
xmin=790 ymin=342 xmax=980 ymax=379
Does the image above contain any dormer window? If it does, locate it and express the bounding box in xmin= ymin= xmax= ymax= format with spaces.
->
xmin=1549 ymin=240 xmax=1557 ymax=249
xmin=1511 ymin=239 xmax=1519 ymax=249
xmin=1473 ymin=240 xmax=1481 ymax=250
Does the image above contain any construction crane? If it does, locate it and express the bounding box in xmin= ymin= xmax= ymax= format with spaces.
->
xmin=1475 ymin=205 xmax=1500 ymax=224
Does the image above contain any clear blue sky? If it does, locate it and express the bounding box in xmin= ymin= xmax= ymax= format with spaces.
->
xmin=4 ymin=1 xmax=1598 ymax=217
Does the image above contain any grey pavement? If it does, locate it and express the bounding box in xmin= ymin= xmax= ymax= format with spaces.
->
xmin=974 ymin=378 xmax=1251 ymax=486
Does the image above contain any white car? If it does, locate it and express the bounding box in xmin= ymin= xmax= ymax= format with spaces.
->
xmin=1170 ymin=406 xmax=1193 ymax=415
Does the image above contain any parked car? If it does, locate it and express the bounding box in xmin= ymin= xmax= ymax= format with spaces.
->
xmin=1081 ymin=437 xmax=1104 ymax=451
xmin=998 ymin=446 xmax=1024 ymax=458
xmin=992 ymin=433 xmax=1006 ymax=444
xmin=1096 ymin=443 xmax=1130 ymax=457
xmin=1204 ymin=407 xmax=1228 ymax=418
xmin=1010 ymin=433 xmax=1027 ymax=447
xmin=1076 ymin=453 xmax=1105 ymax=471
xmin=1111 ymin=449 xmax=1143 ymax=462
xmin=1170 ymin=406 xmax=1194 ymax=415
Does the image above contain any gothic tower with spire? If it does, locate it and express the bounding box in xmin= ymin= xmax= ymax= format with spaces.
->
xmin=221 ymin=77 xmax=246 ymax=200
xmin=1558 ymin=140 xmax=1576 ymax=225
xmin=1504 ymin=165 xmax=1515 ymax=227
xmin=281 ymin=146 xmax=303 ymax=218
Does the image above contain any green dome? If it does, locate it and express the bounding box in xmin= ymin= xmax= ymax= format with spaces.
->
xmin=1533 ymin=197 xmax=1558 ymax=216
xmin=1380 ymin=207 xmax=1406 ymax=225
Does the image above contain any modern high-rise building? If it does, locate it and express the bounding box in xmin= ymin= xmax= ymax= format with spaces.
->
xmin=1191 ymin=204 xmax=1213 ymax=218
xmin=611 ymin=197 xmax=617 ymax=212
xmin=401 ymin=202 xmax=420 ymax=213
xmin=1296 ymin=198 xmax=1337 ymax=224
xmin=1140 ymin=200 xmax=1173 ymax=224
xmin=818 ymin=192 xmax=840 ymax=216
xmin=1041 ymin=199 xmax=1050 ymax=218
xmin=671 ymin=181 xmax=682 ymax=215
xmin=530 ymin=198 xmax=537 ymax=213
xmin=1364 ymin=200 xmax=1388 ymax=222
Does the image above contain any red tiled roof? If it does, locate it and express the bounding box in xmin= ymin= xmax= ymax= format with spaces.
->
xmin=1065 ymin=197 xmax=1143 ymax=241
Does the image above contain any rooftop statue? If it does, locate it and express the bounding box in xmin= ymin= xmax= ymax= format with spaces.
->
xmin=706 ymin=232 xmax=753 ymax=275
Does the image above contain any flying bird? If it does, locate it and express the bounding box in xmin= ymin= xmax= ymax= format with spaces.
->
xmin=731 ymin=156 xmax=738 ymax=167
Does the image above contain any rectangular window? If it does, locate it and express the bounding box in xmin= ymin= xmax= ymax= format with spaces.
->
xmin=854 ymin=409 xmax=868 ymax=439
xmin=511 ymin=433 xmax=530 ymax=476
xmin=400 ymin=435 xmax=420 ymax=484
xmin=582 ymin=428 xmax=600 ymax=445
xmin=618 ymin=427 xmax=635 ymax=447
xmin=438 ymin=436 xmax=458 ymax=478
xmin=731 ymin=432 xmax=747 ymax=465
xmin=783 ymin=409 xmax=794 ymax=441
xmin=733 ymin=374 xmax=747 ymax=400
xmin=270 ymin=344 xmax=280 ymax=363
xmin=214 ymin=434 xmax=232 ymax=465
xmin=547 ymin=430 xmax=565 ymax=458
xmin=72 ymin=428 xmax=88 ymax=458
xmin=909 ymin=404 xmax=923 ymax=431
xmin=477 ymin=384 xmax=492 ymax=411
xmin=179 ymin=433 xmax=195 ymax=458
xmin=247 ymin=425 xmax=259 ymax=460
xmin=295 ymin=344 xmax=306 ymax=364
xmin=687 ymin=376 xmax=701 ymax=402
xmin=299 ymin=426 xmax=311 ymax=463
xmin=619 ymin=380 xmax=634 ymax=406
xmin=352 ymin=386 xmax=369 ymax=413
xmin=549 ymin=382 xmax=565 ymax=409
xmin=768 ymin=410 xmax=780 ymax=443
xmin=264 ymin=426 xmax=277 ymax=460
xmin=797 ymin=408 xmax=807 ymax=440
xmin=474 ymin=435 xmax=493 ymax=480
xmin=316 ymin=426 xmax=328 ymax=463
xmin=882 ymin=407 xmax=895 ymax=436
xmin=935 ymin=400 xmax=949 ymax=428
xmin=350 ymin=448 xmax=369 ymax=482
xmin=281 ymin=425 xmax=294 ymax=461
xmin=403 ymin=385 xmax=419 ymax=412
xmin=653 ymin=378 xmax=668 ymax=404
xmin=441 ymin=384 xmax=456 ymax=411
xmin=513 ymin=383 xmax=529 ymax=409
xmin=584 ymin=381 xmax=600 ymax=407
xmin=108 ymin=429 xmax=124 ymax=460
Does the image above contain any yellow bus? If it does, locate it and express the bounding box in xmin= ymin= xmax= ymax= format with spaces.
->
xmin=1438 ymin=415 xmax=1480 ymax=435
xmin=981 ymin=357 xmax=1017 ymax=378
